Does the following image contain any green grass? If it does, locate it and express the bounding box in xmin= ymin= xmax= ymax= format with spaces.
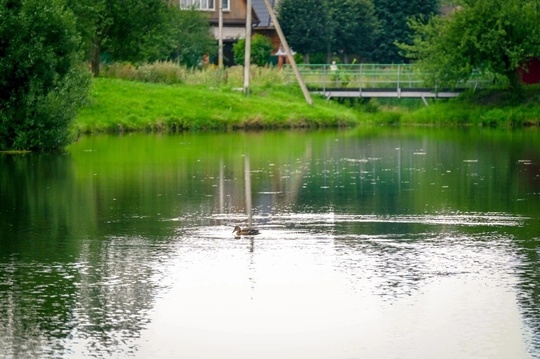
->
xmin=399 ymin=86 xmax=540 ymax=127
xmin=75 ymin=63 xmax=540 ymax=134
xmin=74 ymin=77 xmax=363 ymax=134
xmin=346 ymin=86 xmax=540 ymax=128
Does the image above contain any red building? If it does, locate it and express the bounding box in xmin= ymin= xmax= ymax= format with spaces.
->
xmin=518 ymin=57 xmax=540 ymax=85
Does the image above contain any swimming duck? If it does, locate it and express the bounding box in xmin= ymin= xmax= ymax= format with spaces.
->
xmin=233 ymin=226 xmax=260 ymax=236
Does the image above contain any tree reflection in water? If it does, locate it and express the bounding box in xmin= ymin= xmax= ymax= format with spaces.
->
xmin=0 ymin=128 xmax=539 ymax=358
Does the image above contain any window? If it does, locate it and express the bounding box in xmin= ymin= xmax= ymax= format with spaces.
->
xmin=180 ymin=0 xmax=229 ymax=11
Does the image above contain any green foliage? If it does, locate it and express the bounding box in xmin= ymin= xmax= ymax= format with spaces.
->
xmin=400 ymin=0 xmax=540 ymax=93
xmin=101 ymin=63 xmax=288 ymax=88
xmin=169 ymin=8 xmax=217 ymax=67
xmin=233 ymin=34 xmax=274 ymax=66
xmin=277 ymin=0 xmax=330 ymax=62
xmin=102 ymin=61 xmax=188 ymax=84
xmin=0 ymin=0 xmax=91 ymax=151
xmin=398 ymin=16 xmax=469 ymax=87
xmin=136 ymin=62 xmax=185 ymax=84
xmin=275 ymin=0 xmax=437 ymax=63
xmin=372 ymin=0 xmax=438 ymax=63
xmin=309 ymin=53 xmax=327 ymax=64
xmin=326 ymin=0 xmax=381 ymax=62
xmin=67 ymin=1 xmax=215 ymax=75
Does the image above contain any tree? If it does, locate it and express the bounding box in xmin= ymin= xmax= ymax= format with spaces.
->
xmin=327 ymin=0 xmax=381 ymax=63
xmin=106 ymin=0 xmax=176 ymax=62
xmin=233 ymin=34 xmax=274 ymax=66
xmin=277 ymin=0 xmax=330 ymax=63
xmin=0 ymin=0 xmax=91 ymax=151
xmin=169 ymin=8 xmax=216 ymax=67
xmin=399 ymin=0 xmax=540 ymax=92
xmin=67 ymin=0 xmax=110 ymax=76
xmin=371 ymin=0 xmax=438 ymax=63
xmin=67 ymin=0 xmax=180 ymax=76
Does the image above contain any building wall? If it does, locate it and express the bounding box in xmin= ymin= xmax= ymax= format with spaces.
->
xmin=212 ymin=26 xmax=246 ymax=40
xmin=208 ymin=0 xmax=258 ymax=29
xmin=519 ymin=58 xmax=540 ymax=85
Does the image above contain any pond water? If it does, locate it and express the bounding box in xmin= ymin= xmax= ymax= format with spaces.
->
xmin=1 ymin=128 xmax=539 ymax=358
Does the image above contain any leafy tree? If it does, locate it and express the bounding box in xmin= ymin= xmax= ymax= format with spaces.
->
xmin=399 ymin=0 xmax=540 ymax=92
xmin=68 ymin=1 xmax=216 ymax=74
xmin=327 ymin=0 xmax=381 ymax=63
xmin=67 ymin=0 xmax=182 ymax=76
xmin=233 ymin=34 xmax=274 ymax=66
xmin=169 ymin=8 xmax=216 ymax=67
xmin=372 ymin=0 xmax=437 ymax=63
xmin=277 ymin=0 xmax=330 ymax=63
xmin=0 ymin=0 xmax=91 ymax=151
xmin=67 ymin=0 xmax=111 ymax=76
xmin=106 ymin=0 xmax=175 ymax=62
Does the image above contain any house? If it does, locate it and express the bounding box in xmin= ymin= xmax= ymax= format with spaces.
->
xmin=179 ymin=0 xmax=280 ymax=65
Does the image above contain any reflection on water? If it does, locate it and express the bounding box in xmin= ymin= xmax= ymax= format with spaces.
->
xmin=138 ymin=221 xmax=531 ymax=359
xmin=0 ymin=128 xmax=539 ymax=358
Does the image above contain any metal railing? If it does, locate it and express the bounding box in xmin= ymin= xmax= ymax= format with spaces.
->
xmin=284 ymin=64 xmax=494 ymax=93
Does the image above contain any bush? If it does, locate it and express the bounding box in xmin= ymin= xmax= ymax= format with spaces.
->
xmin=233 ymin=34 xmax=274 ymax=66
xmin=102 ymin=61 xmax=186 ymax=84
xmin=136 ymin=62 xmax=185 ymax=84
xmin=0 ymin=0 xmax=91 ymax=151
xmin=101 ymin=62 xmax=288 ymax=88
xmin=101 ymin=63 xmax=139 ymax=81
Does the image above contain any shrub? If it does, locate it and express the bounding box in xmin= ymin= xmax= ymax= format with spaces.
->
xmin=101 ymin=63 xmax=139 ymax=81
xmin=0 ymin=0 xmax=91 ymax=151
xmin=480 ymin=108 xmax=508 ymax=127
xmin=102 ymin=61 xmax=186 ymax=84
xmin=233 ymin=34 xmax=274 ymax=67
xmin=136 ymin=62 xmax=185 ymax=84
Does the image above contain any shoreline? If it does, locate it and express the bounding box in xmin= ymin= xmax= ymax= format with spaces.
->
xmin=74 ymin=78 xmax=540 ymax=135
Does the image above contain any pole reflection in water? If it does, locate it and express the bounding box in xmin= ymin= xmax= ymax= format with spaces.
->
xmin=0 ymin=129 xmax=539 ymax=358
xmin=244 ymin=155 xmax=253 ymax=228
xmin=219 ymin=158 xmax=225 ymax=214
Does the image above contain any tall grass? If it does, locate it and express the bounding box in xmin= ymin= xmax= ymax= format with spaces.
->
xmin=102 ymin=62 xmax=184 ymax=84
xmin=100 ymin=61 xmax=287 ymax=88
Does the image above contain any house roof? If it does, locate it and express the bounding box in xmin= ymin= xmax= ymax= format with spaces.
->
xmin=252 ymin=0 xmax=276 ymax=28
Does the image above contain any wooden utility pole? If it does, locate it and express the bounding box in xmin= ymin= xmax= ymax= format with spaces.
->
xmin=243 ymin=0 xmax=252 ymax=95
xmin=261 ymin=0 xmax=312 ymax=105
xmin=218 ymin=0 xmax=224 ymax=69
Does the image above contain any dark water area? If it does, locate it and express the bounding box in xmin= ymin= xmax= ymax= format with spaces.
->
xmin=0 ymin=128 xmax=539 ymax=358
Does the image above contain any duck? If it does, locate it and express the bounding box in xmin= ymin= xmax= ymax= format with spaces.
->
xmin=233 ymin=226 xmax=260 ymax=236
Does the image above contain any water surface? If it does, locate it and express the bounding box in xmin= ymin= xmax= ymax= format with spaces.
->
xmin=1 ymin=128 xmax=539 ymax=358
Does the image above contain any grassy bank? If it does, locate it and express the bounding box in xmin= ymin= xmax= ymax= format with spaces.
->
xmin=362 ymin=86 xmax=540 ymax=127
xmin=75 ymin=64 xmax=540 ymax=133
xmin=408 ymin=87 xmax=540 ymax=127
xmin=74 ymin=77 xmax=363 ymax=134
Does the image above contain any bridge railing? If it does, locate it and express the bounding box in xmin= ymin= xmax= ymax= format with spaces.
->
xmin=285 ymin=64 xmax=493 ymax=92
